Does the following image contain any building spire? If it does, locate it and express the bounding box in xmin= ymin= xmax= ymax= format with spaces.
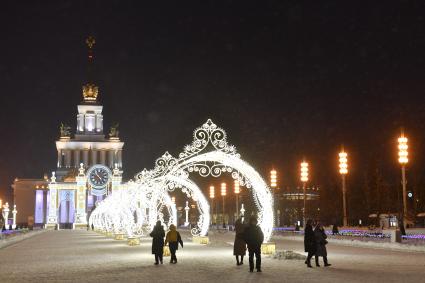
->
xmin=82 ymin=35 xmax=99 ymax=103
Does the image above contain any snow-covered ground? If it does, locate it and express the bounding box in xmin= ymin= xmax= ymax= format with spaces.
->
xmin=0 ymin=229 xmax=424 ymax=282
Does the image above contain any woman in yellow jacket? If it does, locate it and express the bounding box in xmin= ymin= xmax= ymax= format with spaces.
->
xmin=165 ymin=224 xmax=184 ymax=264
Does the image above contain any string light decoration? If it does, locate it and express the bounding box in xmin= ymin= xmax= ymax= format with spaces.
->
xmin=90 ymin=119 xmax=274 ymax=242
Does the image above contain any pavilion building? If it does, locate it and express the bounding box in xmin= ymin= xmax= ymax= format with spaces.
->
xmin=13 ymin=37 xmax=125 ymax=228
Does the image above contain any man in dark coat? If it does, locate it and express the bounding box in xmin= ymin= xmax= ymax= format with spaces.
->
xmin=150 ymin=221 xmax=165 ymax=265
xmin=304 ymin=219 xmax=317 ymax=268
xmin=243 ymin=216 xmax=264 ymax=272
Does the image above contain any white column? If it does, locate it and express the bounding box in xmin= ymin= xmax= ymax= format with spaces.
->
xmin=117 ymin=150 xmax=122 ymax=168
xmin=83 ymin=150 xmax=89 ymax=167
xmin=96 ymin=114 xmax=103 ymax=133
xmin=184 ymin=201 xmax=190 ymax=226
xmin=100 ymin=150 xmax=106 ymax=165
xmin=108 ymin=151 xmax=114 ymax=168
xmin=57 ymin=149 xmax=62 ymax=168
xmin=112 ymin=164 xmax=122 ymax=194
xmin=47 ymin=172 xmax=58 ymax=228
xmin=65 ymin=150 xmax=71 ymax=168
xmin=12 ymin=205 xmax=17 ymax=229
xmin=85 ymin=114 xmax=95 ymax=132
xmin=74 ymin=150 xmax=80 ymax=168
xmin=2 ymin=203 xmax=10 ymax=230
xmin=91 ymin=150 xmax=97 ymax=165
xmin=75 ymin=168 xmax=87 ymax=226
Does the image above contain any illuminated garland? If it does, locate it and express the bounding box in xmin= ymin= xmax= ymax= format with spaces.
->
xmin=90 ymin=119 xmax=274 ymax=242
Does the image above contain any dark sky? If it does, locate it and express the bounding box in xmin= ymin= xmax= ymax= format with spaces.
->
xmin=1 ymin=1 xmax=425 ymax=202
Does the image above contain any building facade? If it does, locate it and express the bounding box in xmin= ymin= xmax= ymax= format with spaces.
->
xmin=13 ymin=37 xmax=125 ymax=228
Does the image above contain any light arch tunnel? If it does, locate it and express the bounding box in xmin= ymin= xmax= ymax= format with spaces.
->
xmin=89 ymin=150 xmax=274 ymax=242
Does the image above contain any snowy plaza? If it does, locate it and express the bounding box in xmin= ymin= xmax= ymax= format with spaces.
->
xmin=0 ymin=229 xmax=424 ymax=283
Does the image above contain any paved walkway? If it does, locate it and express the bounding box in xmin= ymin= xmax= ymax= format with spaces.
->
xmin=0 ymin=230 xmax=424 ymax=282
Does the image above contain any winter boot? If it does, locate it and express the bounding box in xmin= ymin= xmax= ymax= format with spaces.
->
xmin=324 ymin=257 xmax=331 ymax=267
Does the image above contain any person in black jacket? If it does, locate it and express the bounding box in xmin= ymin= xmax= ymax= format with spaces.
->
xmin=150 ymin=221 xmax=165 ymax=265
xmin=243 ymin=216 xmax=264 ymax=272
xmin=304 ymin=219 xmax=317 ymax=268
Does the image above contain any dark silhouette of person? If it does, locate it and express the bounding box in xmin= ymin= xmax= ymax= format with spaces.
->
xmin=234 ymin=218 xmax=247 ymax=265
xmin=165 ymin=224 xmax=183 ymax=264
xmin=304 ymin=219 xmax=317 ymax=268
xmin=314 ymin=222 xmax=331 ymax=267
xmin=150 ymin=221 xmax=165 ymax=265
xmin=243 ymin=216 xmax=264 ymax=272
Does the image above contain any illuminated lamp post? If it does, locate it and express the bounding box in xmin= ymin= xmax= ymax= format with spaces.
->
xmin=234 ymin=180 xmax=240 ymax=222
xmin=184 ymin=201 xmax=190 ymax=227
xmin=221 ymin=182 xmax=227 ymax=226
xmin=339 ymin=150 xmax=348 ymax=227
xmin=300 ymin=161 xmax=309 ymax=227
xmin=398 ymin=134 xmax=409 ymax=226
xmin=270 ymin=169 xmax=278 ymax=226
xmin=209 ymin=186 xmax=215 ymax=225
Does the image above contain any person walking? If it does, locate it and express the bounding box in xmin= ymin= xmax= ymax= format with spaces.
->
xmin=243 ymin=216 xmax=264 ymax=272
xmin=165 ymin=224 xmax=183 ymax=264
xmin=304 ymin=219 xmax=316 ymax=268
xmin=314 ymin=222 xmax=331 ymax=267
xmin=150 ymin=221 xmax=165 ymax=265
xmin=234 ymin=218 xmax=247 ymax=265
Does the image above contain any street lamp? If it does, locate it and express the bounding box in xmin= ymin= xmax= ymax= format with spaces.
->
xmin=221 ymin=182 xmax=227 ymax=226
xmin=270 ymin=169 xmax=279 ymax=226
xmin=234 ymin=180 xmax=240 ymax=221
xmin=339 ymin=150 xmax=348 ymax=226
xmin=209 ymin=186 xmax=215 ymax=225
xmin=300 ymin=161 xmax=309 ymax=226
xmin=398 ymin=133 xmax=408 ymax=226
xmin=270 ymin=170 xmax=277 ymax=188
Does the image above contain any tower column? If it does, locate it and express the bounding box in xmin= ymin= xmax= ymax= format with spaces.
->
xmin=100 ymin=150 xmax=106 ymax=165
xmin=74 ymin=150 xmax=80 ymax=168
xmin=65 ymin=150 xmax=72 ymax=168
xmin=117 ymin=150 xmax=123 ymax=168
xmin=91 ymin=150 xmax=97 ymax=165
xmin=83 ymin=150 xmax=89 ymax=167
xmin=46 ymin=173 xmax=58 ymax=229
xmin=57 ymin=149 xmax=62 ymax=168
xmin=108 ymin=151 xmax=114 ymax=168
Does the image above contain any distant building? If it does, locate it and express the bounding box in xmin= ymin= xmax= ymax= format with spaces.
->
xmin=274 ymin=186 xmax=320 ymax=226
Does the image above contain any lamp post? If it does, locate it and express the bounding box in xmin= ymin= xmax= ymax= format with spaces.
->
xmin=221 ymin=182 xmax=226 ymax=226
xmin=339 ymin=150 xmax=348 ymax=227
xmin=12 ymin=205 xmax=17 ymax=229
xmin=209 ymin=186 xmax=215 ymax=225
xmin=300 ymin=161 xmax=309 ymax=227
xmin=234 ymin=180 xmax=240 ymax=222
xmin=270 ymin=169 xmax=278 ymax=226
xmin=240 ymin=204 xmax=245 ymax=223
xmin=184 ymin=201 xmax=190 ymax=227
xmin=2 ymin=202 xmax=10 ymax=230
xmin=398 ymin=134 xmax=408 ymax=226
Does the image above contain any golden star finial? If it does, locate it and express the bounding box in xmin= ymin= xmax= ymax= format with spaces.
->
xmin=86 ymin=36 xmax=96 ymax=49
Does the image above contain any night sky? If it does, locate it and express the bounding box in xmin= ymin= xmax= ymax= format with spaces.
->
xmin=1 ymin=1 xmax=425 ymax=206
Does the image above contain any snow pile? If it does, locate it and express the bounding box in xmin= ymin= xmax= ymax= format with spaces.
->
xmin=0 ymin=230 xmax=46 ymax=249
xmin=272 ymin=250 xmax=306 ymax=260
xmin=273 ymin=234 xmax=425 ymax=253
